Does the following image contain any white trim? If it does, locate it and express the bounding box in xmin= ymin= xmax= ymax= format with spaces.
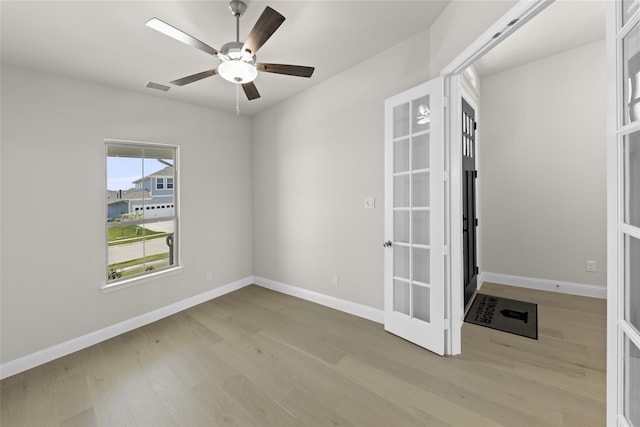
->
xmin=481 ymin=272 xmax=607 ymax=299
xmin=606 ymin=11 xmax=620 ymax=420
xmin=0 ymin=276 xmax=253 ymax=380
xmin=445 ymin=74 xmax=463 ymax=355
xmin=253 ymin=276 xmax=384 ymax=324
xmin=461 ymin=66 xmax=480 ymax=103
xmin=440 ymin=0 xmax=555 ymax=76
xmin=101 ymin=266 xmax=184 ymax=293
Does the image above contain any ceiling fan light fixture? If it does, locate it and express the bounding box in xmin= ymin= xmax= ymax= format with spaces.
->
xmin=218 ymin=60 xmax=258 ymax=83
xmin=241 ymin=49 xmax=254 ymax=61
xmin=147 ymin=1 xmax=314 ymax=103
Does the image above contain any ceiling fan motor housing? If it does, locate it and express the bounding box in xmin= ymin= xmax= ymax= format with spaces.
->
xmin=218 ymin=41 xmax=257 ymax=83
xmin=218 ymin=41 xmax=255 ymax=63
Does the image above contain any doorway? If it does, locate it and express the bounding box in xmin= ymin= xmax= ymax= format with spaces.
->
xmin=461 ymin=98 xmax=478 ymax=308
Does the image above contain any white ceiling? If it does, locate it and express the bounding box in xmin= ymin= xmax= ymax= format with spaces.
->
xmin=0 ymin=0 xmax=449 ymax=116
xmin=474 ymin=0 xmax=606 ymax=78
xmin=0 ymin=1 xmax=607 ymax=116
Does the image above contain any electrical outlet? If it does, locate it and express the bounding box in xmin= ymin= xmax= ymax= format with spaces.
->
xmin=332 ymin=275 xmax=340 ymax=286
xmin=206 ymin=272 xmax=213 ymax=281
xmin=586 ymin=261 xmax=597 ymax=273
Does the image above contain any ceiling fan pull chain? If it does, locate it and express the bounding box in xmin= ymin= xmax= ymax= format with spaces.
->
xmin=236 ymin=83 xmax=240 ymax=115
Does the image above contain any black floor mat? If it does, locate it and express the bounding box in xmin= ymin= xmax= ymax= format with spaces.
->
xmin=464 ymin=293 xmax=538 ymax=339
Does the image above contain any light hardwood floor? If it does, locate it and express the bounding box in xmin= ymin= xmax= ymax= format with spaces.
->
xmin=1 ymin=282 xmax=606 ymax=426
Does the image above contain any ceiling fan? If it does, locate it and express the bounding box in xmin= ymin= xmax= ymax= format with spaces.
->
xmin=146 ymin=0 xmax=315 ymax=102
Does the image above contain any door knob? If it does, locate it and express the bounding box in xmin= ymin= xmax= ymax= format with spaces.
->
xmin=383 ymin=241 xmax=393 ymax=248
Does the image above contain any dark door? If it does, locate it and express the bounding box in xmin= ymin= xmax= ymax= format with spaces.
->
xmin=462 ymin=98 xmax=478 ymax=308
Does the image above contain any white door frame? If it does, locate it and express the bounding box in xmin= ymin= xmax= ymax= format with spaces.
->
xmin=605 ymin=4 xmax=618 ymax=424
xmin=438 ymin=0 xmax=555 ymax=355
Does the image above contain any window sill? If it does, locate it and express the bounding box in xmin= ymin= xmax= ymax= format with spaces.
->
xmin=101 ymin=266 xmax=183 ymax=293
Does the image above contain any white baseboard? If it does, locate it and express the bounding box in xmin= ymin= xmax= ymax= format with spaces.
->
xmin=481 ymin=272 xmax=607 ymax=299
xmin=252 ymin=276 xmax=384 ymax=324
xmin=2 ymin=276 xmax=385 ymax=379
xmin=0 ymin=276 xmax=253 ymax=380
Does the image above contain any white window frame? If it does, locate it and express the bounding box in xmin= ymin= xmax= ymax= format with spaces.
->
xmin=103 ymin=139 xmax=181 ymax=292
xmin=156 ymin=177 xmax=164 ymax=190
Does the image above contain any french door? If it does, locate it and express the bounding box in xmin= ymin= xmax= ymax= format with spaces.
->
xmin=609 ymin=1 xmax=640 ymax=425
xmin=384 ymin=77 xmax=445 ymax=355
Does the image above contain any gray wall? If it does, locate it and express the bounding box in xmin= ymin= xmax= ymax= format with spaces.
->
xmin=251 ymin=29 xmax=430 ymax=310
xmin=478 ymin=40 xmax=607 ymax=286
xmin=1 ymin=65 xmax=254 ymax=363
xmin=251 ymin=1 xmax=518 ymax=310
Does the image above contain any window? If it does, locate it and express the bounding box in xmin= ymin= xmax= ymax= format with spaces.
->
xmin=106 ymin=141 xmax=179 ymax=287
xmin=167 ymin=177 xmax=174 ymax=189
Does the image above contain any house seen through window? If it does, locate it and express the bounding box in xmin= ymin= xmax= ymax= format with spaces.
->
xmin=106 ymin=141 xmax=178 ymax=284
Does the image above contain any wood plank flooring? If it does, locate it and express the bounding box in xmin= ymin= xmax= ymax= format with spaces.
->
xmin=1 ymin=282 xmax=606 ymax=426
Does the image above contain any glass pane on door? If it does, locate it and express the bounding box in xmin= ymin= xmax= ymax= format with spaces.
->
xmin=412 ymin=95 xmax=431 ymax=133
xmin=412 ymin=134 xmax=430 ymax=170
xmin=394 ymin=175 xmax=410 ymax=207
xmin=412 ymin=247 xmax=430 ymax=284
xmin=624 ymin=21 xmax=640 ymax=124
xmin=394 ymin=139 xmax=410 ymax=173
xmin=626 ymin=234 xmax=640 ymax=333
xmin=412 ymin=211 xmax=430 ymax=246
xmin=394 ymin=104 xmax=410 ymax=138
xmin=625 ymin=132 xmax=640 ymax=228
xmin=623 ymin=0 xmax=640 ymax=28
xmin=394 ymin=280 xmax=410 ymax=315
xmin=394 ymin=211 xmax=410 ymax=244
xmin=412 ymin=172 xmax=430 ymax=208
xmin=624 ymin=336 xmax=640 ymax=425
xmin=413 ymin=284 xmax=430 ymax=322
xmin=394 ymin=245 xmax=410 ymax=280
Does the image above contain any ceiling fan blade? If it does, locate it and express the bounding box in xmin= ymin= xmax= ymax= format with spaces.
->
xmin=170 ymin=69 xmax=218 ymax=86
xmin=257 ymin=63 xmax=315 ymax=78
xmin=242 ymin=82 xmax=260 ymax=100
xmin=146 ymin=18 xmax=218 ymax=56
xmin=241 ymin=7 xmax=285 ymax=56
